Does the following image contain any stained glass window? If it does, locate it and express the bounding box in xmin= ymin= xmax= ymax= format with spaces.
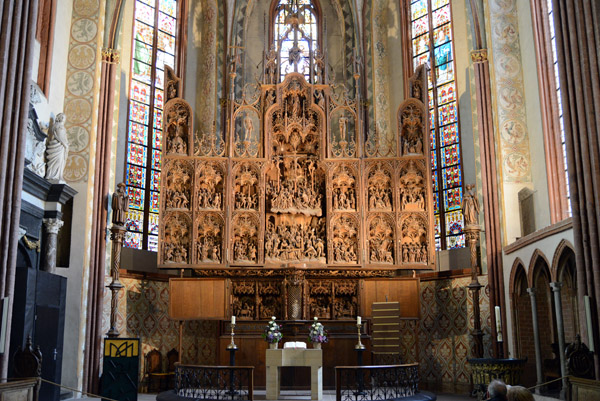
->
xmin=125 ymin=0 xmax=179 ymax=251
xmin=547 ymin=0 xmax=571 ymax=215
xmin=273 ymin=0 xmax=318 ymax=82
xmin=409 ymin=0 xmax=463 ymax=250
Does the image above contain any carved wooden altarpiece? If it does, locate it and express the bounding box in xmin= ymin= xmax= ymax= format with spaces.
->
xmin=158 ymin=63 xmax=433 ymax=321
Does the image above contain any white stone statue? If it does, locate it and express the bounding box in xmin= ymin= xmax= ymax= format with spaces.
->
xmin=45 ymin=113 xmax=69 ymax=182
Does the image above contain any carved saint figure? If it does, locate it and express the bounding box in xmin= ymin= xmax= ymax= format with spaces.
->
xmin=338 ymin=115 xmax=348 ymax=140
xmin=45 ymin=113 xmax=69 ymax=182
xmin=462 ymin=184 xmax=480 ymax=226
xmin=243 ymin=113 xmax=254 ymax=140
xmin=265 ymin=45 xmax=278 ymax=84
xmin=112 ymin=183 xmax=129 ymax=226
xmin=314 ymin=48 xmax=325 ymax=83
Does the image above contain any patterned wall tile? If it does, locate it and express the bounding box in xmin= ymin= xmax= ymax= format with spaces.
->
xmin=102 ymin=277 xmax=218 ymax=382
xmin=399 ymin=275 xmax=492 ymax=386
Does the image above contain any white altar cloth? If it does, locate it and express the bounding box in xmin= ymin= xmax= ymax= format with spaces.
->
xmin=265 ymin=348 xmax=323 ymax=400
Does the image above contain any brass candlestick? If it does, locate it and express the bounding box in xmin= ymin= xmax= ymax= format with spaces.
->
xmin=227 ymin=323 xmax=238 ymax=350
xmin=355 ymin=323 xmax=365 ymax=349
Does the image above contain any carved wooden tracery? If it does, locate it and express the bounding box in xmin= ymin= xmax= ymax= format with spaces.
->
xmin=159 ymin=63 xmax=435 ymax=315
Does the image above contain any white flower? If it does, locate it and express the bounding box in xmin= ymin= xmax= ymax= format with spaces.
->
xmin=272 ymin=316 xmax=276 ymax=320
xmin=314 ymin=317 xmax=318 ymax=321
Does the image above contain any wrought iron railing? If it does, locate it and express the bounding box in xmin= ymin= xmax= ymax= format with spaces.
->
xmin=174 ymin=364 xmax=254 ymax=400
xmin=335 ymin=363 xmax=420 ymax=401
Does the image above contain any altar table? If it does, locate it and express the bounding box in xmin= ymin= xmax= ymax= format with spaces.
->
xmin=265 ymin=348 xmax=323 ymax=400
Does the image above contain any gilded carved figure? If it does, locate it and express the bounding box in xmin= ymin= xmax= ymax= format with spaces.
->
xmin=462 ymin=184 xmax=480 ymax=226
xmin=112 ymin=182 xmax=129 ymax=226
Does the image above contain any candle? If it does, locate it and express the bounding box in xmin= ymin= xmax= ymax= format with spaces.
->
xmin=231 ymin=315 xmax=236 ymax=325
xmin=495 ymin=306 xmax=503 ymax=342
xmin=585 ymin=296 xmax=595 ymax=352
xmin=357 ymin=316 xmax=361 ymax=325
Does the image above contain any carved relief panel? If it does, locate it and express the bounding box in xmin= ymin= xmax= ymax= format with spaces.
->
xmin=366 ymin=162 xmax=394 ymax=212
xmin=333 ymin=280 xmax=358 ymax=319
xmin=330 ymin=214 xmax=359 ymax=265
xmin=397 ymin=94 xmax=434 ymax=268
xmin=330 ymin=163 xmax=358 ymax=212
xmin=308 ymin=280 xmax=333 ymax=319
xmin=264 ymin=74 xmax=327 ymax=265
xmin=195 ymin=161 xmax=225 ymax=211
xmin=398 ymin=160 xmax=427 ymax=211
xmin=231 ymin=281 xmax=256 ymax=320
xmin=367 ymin=213 xmax=396 ymax=265
xmin=233 ymin=162 xmax=262 ymax=212
xmin=399 ymin=214 xmax=429 ymax=265
xmin=258 ymin=281 xmax=282 ymax=320
xmin=164 ymin=160 xmax=193 ymax=211
xmin=164 ymin=99 xmax=193 ymax=157
xmin=195 ymin=213 xmax=224 ymax=264
xmin=161 ymin=212 xmax=192 ymax=265
xmin=398 ymin=99 xmax=426 ymax=157
xmin=231 ymin=212 xmax=261 ymax=264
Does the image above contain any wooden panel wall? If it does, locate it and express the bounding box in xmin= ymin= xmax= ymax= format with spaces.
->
xmin=169 ymin=278 xmax=227 ymax=320
xmin=360 ymin=278 xmax=420 ymax=318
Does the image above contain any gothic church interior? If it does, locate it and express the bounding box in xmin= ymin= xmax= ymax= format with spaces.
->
xmin=0 ymin=0 xmax=599 ymax=399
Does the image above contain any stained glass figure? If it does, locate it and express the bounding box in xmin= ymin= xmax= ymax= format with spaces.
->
xmin=410 ymin=0 xmax=463 ymax=250
xmin=125 ymin=0 xmax=179 ymax=251
xmin=274 ymin=0 xmax=318 ymax=83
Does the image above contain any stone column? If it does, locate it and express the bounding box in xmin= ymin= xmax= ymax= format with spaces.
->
xmin=466 ymin=224 xmax=483 ymax=358
xmin=106 ymin=225 xmax=125 ymax=337
xmin=42 ymin=218 xmax=64 ymax=273
xmin=550 ymin=282 xmax=568 ymax=398
xmin=527 ymin=287 xmax=544 ymax=394
xmin=551 ymin=0 xmax=600 ymax=378
xmin=0 ymin=0 xmax=39 ymax=377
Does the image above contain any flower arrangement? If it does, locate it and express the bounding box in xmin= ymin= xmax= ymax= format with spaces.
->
xmin=263 ymin=316 xmax=283 ymax=344
xmin=308 ymin=317 xmax=328 ymax=343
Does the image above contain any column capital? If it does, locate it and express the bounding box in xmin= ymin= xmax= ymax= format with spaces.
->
xmin=550 ymin=281 xmax=563 ymax=291
xmin=527 ymin=287 xmax=536 ymax=296
xmin=43 ymin=218 xmax=64 ymax=234
xmin=471 ymin=49 xmax=488 ymax=63
xmin=102 ymin=47 xmax=120 ymax=64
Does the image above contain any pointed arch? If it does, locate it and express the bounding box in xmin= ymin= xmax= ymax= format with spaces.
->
xmin=528 ymin=249 xmax=552 ymax=286
xmin=551 ymin=239 xmax=575 ymax=282
xmin=509 ymin=257 xmax=528 ymax=293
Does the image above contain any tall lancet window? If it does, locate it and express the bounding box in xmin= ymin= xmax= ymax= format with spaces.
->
xmin=273 ymin=0 xmax=319 ymax=82
xmin=124 ymin=0 xmax=181 ymax=251
xmin=409 ymin=0 xmax=464 ymax=250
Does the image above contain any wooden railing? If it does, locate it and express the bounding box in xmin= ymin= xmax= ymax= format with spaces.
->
xmin=174 ymin=364 xmax=254 ymax=400
xmin=335 ymin=363 xmax=420 ymax=401
xmin=0 ymin=379 xmax=39 ymax=401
